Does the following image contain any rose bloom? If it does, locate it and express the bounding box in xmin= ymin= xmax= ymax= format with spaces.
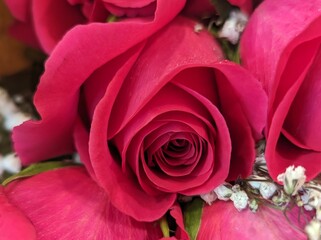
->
xmin=240 ymin=0 xmax=321 ymax=181
xmin=13 ymin=11 xmax=266 ymax=221
xmin=4 ymin=0 xmax=184 ymax=53
xmin=0 ymin=167 xmax=163 ymax=239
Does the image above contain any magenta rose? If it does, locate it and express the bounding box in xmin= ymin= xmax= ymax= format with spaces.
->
xmin=4 ymin=0 xmax=180 ymax=53
xmin=1 ymin=167 xmax=163 ymax=239
xmin=13 ymin=14 xmax=266 ymax=221
xmin=240 ymin=0 xmax=321 ymax=181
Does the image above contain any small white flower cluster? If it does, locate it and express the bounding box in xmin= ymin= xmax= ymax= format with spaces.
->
xmin=0 ymin=87 xmax=31 ymax=131
xmin=200 ymin=183 xmax=249 ymax=212
xmin=218 ymin=10 xmax=248 ymax=44
xmin=0 ymin=87 xmax=26 ymax=178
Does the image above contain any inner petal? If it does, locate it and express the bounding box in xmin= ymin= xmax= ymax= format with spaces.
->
xmin=282 ymin=42 xmax=321 ymax=151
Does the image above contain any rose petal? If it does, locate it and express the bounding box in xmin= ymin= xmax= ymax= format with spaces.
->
xmin=0 ymin=186 xmax=37 ymax=240
xmin=4 ymin=0 xmax=30 ymax=21
xmin=198 ymin=201 xmax=310 ymax=239
xmin=32 ymin=0 xmax=86 ymax=53
xmin=282 ymin=49 xmax=321 ymax=151
xmin=4 ymin=167 xmax=163 ymax=239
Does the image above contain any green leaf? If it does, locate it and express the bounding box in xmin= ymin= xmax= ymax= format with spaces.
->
xmin=184 ymin=198 xmax=204 ymax=240
xmin=2 ymin=161 xmax=78 ymax=186
xmin=160 ymin=216 xmax=170 ymax=238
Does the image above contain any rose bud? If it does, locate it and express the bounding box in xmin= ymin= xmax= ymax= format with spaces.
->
xmin=13 ymin=16 xmax=266 ymax=221
xmin=240 ymin=0 xmax=321 ymax=181
xmin=1 ymin=167 xmax=163 ymax=239
xmin=3 ymin=0 xmax=185 ymax=53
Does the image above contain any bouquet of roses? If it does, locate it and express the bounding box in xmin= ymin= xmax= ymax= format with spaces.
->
xmin=1 ymin=0 xmax=321 ymax=239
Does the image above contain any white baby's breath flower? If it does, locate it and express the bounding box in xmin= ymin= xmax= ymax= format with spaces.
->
xmin=259 ymin=182 xmax=278 ymax=199
xmin=214 ymin=183 xmax=233 ymax=201
xmin=248 ymin=175 xmax=269 ymax=189
xmin=305 ymin=219 xmax=321 ymax=240
xmin=194 ymin=23 xmax=203 ymax=33
xmin=200 ymin=191 xmax=218 ymax=205
xmin=277 ymin=165 xmax=306 ymax=196
xmin=230 ymin=190 xmax=249 ymax=211
xmin=0 ymin=87 xmax=31 ymax=130
xmin=248 ymin=181 xmax=261 ymax=189
xmin=0 ymin=153 xmax=21 ymax=174
xmin=302 ymin=191 xmax=314 ymax=211
xmin=218 ymin=10 xmax=248 ymax=44
xmin=309 ymin=190 xmax=321 ymax=209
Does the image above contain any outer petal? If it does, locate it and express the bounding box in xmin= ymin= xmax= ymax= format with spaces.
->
xmin=240 ymin=0 xmax=321 ymax=180
xmin=0 ymin=186 xmax=37 ymax=240
xmin=3 ymin=0 xmax=30 ymax=21
xmin=198 ymin=201 xmax=310 ymax=240
xmin=12 ymin=0 xmax=186 ymax=165
xmin=4 ymin=0 xmax=40 ymax=49
xmin=32 ymin=0 xmax=86 ymax=53
xmin=4 ymin=167 xmax=163 ymax=240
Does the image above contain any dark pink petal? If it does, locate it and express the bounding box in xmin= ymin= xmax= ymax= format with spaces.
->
xmin=4 ymin=167 xmax=163 ymax=239
xmin=169 ymin=204 xmax=190 ymax=240
xmin=283 ymin=50 xmax=321 ymax=151
xmin=13 ymin=0 xmax=186 ymax=165
xmin=0 ymin=186 xmax=37 ymax=240
xmin=4 ymin=0 xmax=41 ymax=49
xmin=107 ymin=18 xmax=223 ymax=136
xmin=198 ymin=201 xmax=310 ymax=240
xmin=213 ymin=62 xmax=267 ymax=179
xmin=183 ymin=0 xmax=215 ymax=18
xmin=4 ymin=0 xmax=30 ymax=21
xmin=8 ymin=21 xmax=40 ymax=49
xmin=32 ymin=0 xmax=86 ymax=53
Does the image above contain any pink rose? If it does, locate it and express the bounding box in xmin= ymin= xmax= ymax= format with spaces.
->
xmin=197 ymin=201 xmax=310 ymax=239
xmin=240 ymin=0 xmax=321 ymax=181
xmin=13 ymin=15 xmax=266 ymax=221
xmin=1 ymin=167 xmax=163 ymax=239
xmin=4 ymin=0 xmax=180 ymax=53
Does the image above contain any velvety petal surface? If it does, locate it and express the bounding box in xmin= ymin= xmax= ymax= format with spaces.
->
xmin=0 ymin=186 xmax=37 ymax=240
xmin=4 ymin=167 xmax=163 ymax=240
xmin=198 ymin=201 xmax=310 ymax=240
